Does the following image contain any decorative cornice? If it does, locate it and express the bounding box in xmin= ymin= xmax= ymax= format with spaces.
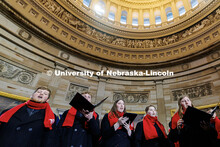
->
xmin=1 ymin=0 xmax=220 ymax=67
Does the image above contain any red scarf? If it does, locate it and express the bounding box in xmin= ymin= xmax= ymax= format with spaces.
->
xmin=62 ymin=107 xmax=97 ymax=128
xmin=171 ymin=112 xmax=181 ymax=147
xmin=143 ymin=114 xmax=167 ymax=140
xmin=211 ymin=116 xmax=220 ymax=139
xmin=0 ymin=100 xmax=55 ymax=130
xmin=108 ymin=111 xmax=124 ymax=130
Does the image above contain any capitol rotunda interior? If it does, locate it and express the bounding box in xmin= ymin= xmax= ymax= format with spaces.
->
xmin=0 ymin=0 xmax=220 ymax=129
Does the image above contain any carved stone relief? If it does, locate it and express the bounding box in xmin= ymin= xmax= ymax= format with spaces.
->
xmin=113 ymin=92 xmax=149 ymax=103
xmin=37 ymin=0 xmax=219 ymax=49
xmin=0 ymin=60 xmax=36 ymax=85
xmin=65 ymin=83 xmax=89 ymax=101
xmin=172 ymin=83 xmax=212 ymax=101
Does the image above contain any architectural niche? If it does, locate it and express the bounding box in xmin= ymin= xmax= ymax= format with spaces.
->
xmin=113 ymin=92 xmax=149 ymax=103
xmin=0 ymin=60 xmax=36 ymax=85
xmin=171 ymin=83 xmax=212 ymax=101
xmin=65 ymin=83 xmax=89 ymax=101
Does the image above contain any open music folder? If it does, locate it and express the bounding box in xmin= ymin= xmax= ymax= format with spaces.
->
xmin=69 ymin=92 xmax=108 ymax=112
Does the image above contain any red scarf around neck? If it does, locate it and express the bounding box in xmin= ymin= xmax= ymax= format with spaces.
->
xmin=171 ymin=112 xmax=180 ymax=129
xmin=108 ymin=111 xmax=124 ymax=129
xmin=143 ymin=114 xmax=167 ymax=140
xmin=62 ymin=107 xmax=97 ymax=128
xmin=108 ymin=111 xmax=134 ymax=130
xmin=0 ymin=100 xmax=55 ymax=130
xmin=211 ymin=116 xmax=220 ymax=139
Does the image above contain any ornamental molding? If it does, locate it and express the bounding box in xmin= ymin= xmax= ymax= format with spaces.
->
xmin=0 ymin=59 xmax=36 ymax=85
xmin=1 ymin=0 xmax=220 ymax=66
xmin=113 ymin=92 xmax=149 ymax=103
xmin=171 ymin=83 xmax=212 ymax=101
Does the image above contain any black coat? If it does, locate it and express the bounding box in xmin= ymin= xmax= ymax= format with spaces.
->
xmin=135 ymin=121 xmax=172 ymax=147
xmin=0 ymin=105 xmax=57 ymax=147
xmin=100 ymin=113 xmax=133 ymax=147
xmin=56 ymin=110 xmax=100 ymax=147
xmin=168 ymin=120 xmax=218 ymax=147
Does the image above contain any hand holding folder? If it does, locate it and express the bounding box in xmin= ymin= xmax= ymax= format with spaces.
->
xmin=123 ymin=113 xmax=137 ymax=124
xmin=69 ymin=92 xmax=108 ymax=112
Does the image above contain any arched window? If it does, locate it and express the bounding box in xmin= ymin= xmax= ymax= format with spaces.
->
xmin=94 ymin=0 xmax=105 ymax=15
xmin=191 ymin=0 xmax=198 ymax=8
xmin=176 ymin=1 xmax=185 ymax=16
xmin=165 ymin=7 xmax=173 ymax=21
xmin=154 ymin=10 xmax=161 ymax=24
xmin=179 ymin=6 xmax=185 ymax=16
xmin=83 ymin=0 xmax=91 ymax=7
xmin=143 ymin=12 xmax=150 ymax=26
xmin=155 ymin=16 xmax=162 ymax=24
xmin=120 ymin=10 xmax=127 ymax=24
xmin=108 ymin=6 xmax=116 ymax=20
xmin=132 ymin=12 xmax=138 ymax=26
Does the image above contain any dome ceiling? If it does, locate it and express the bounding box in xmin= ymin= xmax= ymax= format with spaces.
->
xmin=1 ymin=0 xmax=220 ymax=68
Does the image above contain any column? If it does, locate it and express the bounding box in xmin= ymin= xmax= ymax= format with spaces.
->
xmin=115 ymin=5 xmax=121 ymax=25
xmin=127 ymin=8 xmax=132 ymax=28
xmin=160 ymin=5 xmax=167 ymax=26
xmin=182 ymin=0 xmax=192 ymax=14
xmin=150 ymin=8 xmax=155 ymax=28
xmin=95 ymin=77 xmax=107 ymax=117
xmin=155 ymin=81 xmax=167 ymax=129
xmin=47 ymin=62 xmax=67 ymax=107
xmin=171 ymin=1 xmax=179 ymax=21
xmin=138 ymin=9 xmax=144 ymax=29
xmin=104 ymin=1 xmax=111 ymax=19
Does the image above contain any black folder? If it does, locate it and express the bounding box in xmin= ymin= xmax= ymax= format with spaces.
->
xmin=123 ymin=113 xmax=137 ymax=123
xmin=69 ymin=92 xmax=108 ymax=112
xmin=182 ymin=106 xmax=212 ymax=126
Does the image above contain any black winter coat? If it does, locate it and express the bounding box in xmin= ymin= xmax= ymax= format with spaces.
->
xmin=0 ymin=105 xmax=56 ymax=147
xmin=168 ymin=120 xmax=218 ymax=147
xmin=100 ymin=113 xmax=133 ymax=147
xmin=135 ymin=121 xmax=172 ymax=147
xmin=56 ymin=110 xmax=100 ymax=147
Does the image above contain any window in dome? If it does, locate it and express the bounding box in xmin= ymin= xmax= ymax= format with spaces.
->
xmin=178 ymin=6 xmax=185 ymax=16
xmin=144 ymin=18 xmax=150 ymax=26
xmin=191 ymin=0 xmax=198 ymax=8
xmin=167 ymin=12 xmax=173 ymax=21
xmin=132 ymin=18 xmax=138 ymax=26
xmin=143 ymin=12 xmax=150 ymax=26
xmin=94 ymin=1 xmax=105 ymax=15
xmin=165 ymin=7 xmax=173 ymax=21
xmin=155 ymin=16 xmax=161 ymax=24
xmin=83 ymin=0 xmax=91 ymax=7
xmin=120 ymin=11 xmax=127 ymax=24
xmin=108 ymin=12 xmax=115 ymax=20
xmin=132 ymin=12 xmax=138 ymax=26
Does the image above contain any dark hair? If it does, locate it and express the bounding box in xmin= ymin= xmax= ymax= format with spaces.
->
xmin=110 ymin=99 xmax=126 ymax=118
xmin=145 ymin=105 xmax=156 ymax=113
xmin=33 ymin=86 xmax=51 ymax=99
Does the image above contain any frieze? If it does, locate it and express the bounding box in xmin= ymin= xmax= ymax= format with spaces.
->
xmin=113 ymin=92 xmax=149 ymax=103
xmin=0 ymin=60 xmax=36 ymax=85
xmin=65 ymin=83 xmax=89 ymax=101
xmin=37 ymin=0 xmax=219 ymax=49
xmin=172 ymin=83 xmax=212 ymax=101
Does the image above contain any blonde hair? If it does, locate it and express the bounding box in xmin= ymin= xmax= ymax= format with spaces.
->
xmin=177 ymin=95 xmax=193 ymax=118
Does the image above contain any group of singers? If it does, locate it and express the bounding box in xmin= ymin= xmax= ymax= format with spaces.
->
xmin=0 ymin=86 xmax=220 ymax=147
